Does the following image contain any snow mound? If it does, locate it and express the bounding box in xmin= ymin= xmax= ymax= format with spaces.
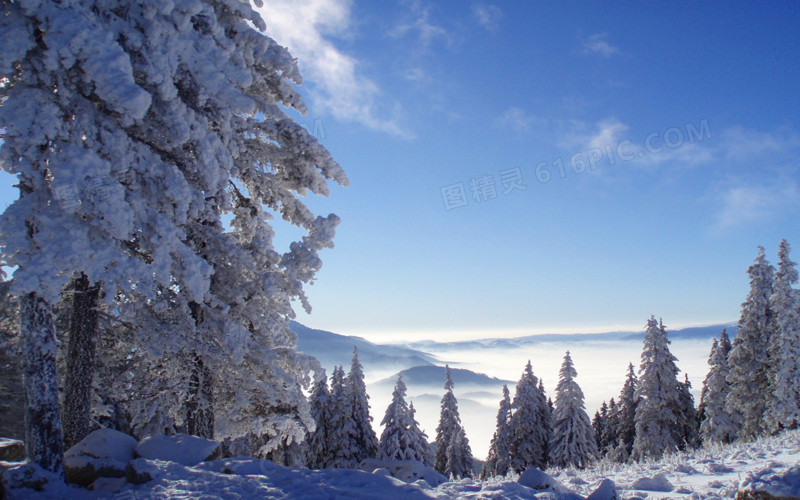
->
xmin=630 ymin=472 xmax=673 ymax=492
xmin=360 ymin=458 xmax=447 ymax=487
xmin=65 ymin=428 xmax=137 ymax=463
xmin=518 ymin=467 xmax=581 ymax=498
xmin=586 ymin=478 xmax=617 ymax=500
xmin=740 ymin=464 xmax=800 ymax=498
xmin=135 ymin=434 xmax=220 ymax=466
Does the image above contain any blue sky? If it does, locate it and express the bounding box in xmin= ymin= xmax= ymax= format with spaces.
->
xmin=3 ymin=1 xmax=799 ymax=343
xmin=253 ymin=0 xmax=800 ymax=342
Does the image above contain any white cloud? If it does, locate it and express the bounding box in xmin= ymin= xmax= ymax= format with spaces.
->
xmin=583 ymin=33 xmax=621 ymax=58
xmin=390 ymin=0 xmax=450 ymax=49
xmin=496 ymin=107 xmax=541 ymax=133
xmin=714 ymin=182 xmax=800 ymax=232
xmin=472 ymin=3 xmax=502 ymax=32
xmin=255 ymin=0 xmax=409 ymax=137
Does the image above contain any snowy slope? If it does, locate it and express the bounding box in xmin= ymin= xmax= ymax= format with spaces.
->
xmin=12 ymin=429 xmax=800 ymax=499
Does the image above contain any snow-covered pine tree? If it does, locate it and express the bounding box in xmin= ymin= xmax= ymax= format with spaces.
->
xmin=482 ymin=384 xmax=513 ymax=479
xmin=631 ymin=317 xmax=682 ymax=461
xmin=509 ymin=360 xmax=549 ymax=472
xmin=538 ymin=378 xmax=553 ymax=464
xmin=307 ymin=369 xmax=333 ymax=469
xmin=1 ymin=0 xmax=348 ymax=466
xmin=700 ymin=332 xmax=737 ymax=444
xmin=446 ymin=426 xmax=473 ymax=479
xmin=601 ymin=398 xmax=619 ymax=454
xmin=347 ymin=347 xmax=378 ymax=463
xmin=765 ymin=239 xmax=800 ymax=433
xmin=379 ymin=375 xmax=412 ymax=461
xmin=407 ymin=402 xmax=432 ymax=465
xmin=434 ymin=365 xmax=472 ymax=477
xmin=727 ymin=247 xmax=775 ymax=439
xmin=327 ymin=365 xmax=357 ymax=468
xmin=614 ymin=363 xmax=639 ymax=460
xmin=591 ymin=401 xmax=608 ymax=454
xmin=676 ymin=374 xmax=699 ymax=450
xmin=550 ymin=351 xmax=597 ymax=469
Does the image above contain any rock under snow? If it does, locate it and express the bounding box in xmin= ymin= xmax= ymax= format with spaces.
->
xmin=359 ymin=458 xmax=447 ymax=487
xmin=64 ymin=429 xmax=138 ymax=486
xmin=518 ymin=467 xmax=581 ymax=498
xmin=586 ymin=478 xmax=617 ymax=500
xmin=630 ymin=472 xmax=674 ymax=492
xmin=135 ymin=433 xmax=220 ymax=466
xmin=126 ymin=458 xmax=162 ymax=484
xmin=1 ymin=462 xmax=55 ymax=493
xmin=0 ymin=438 xmax=25 ymax=462
xmin=65 ymin=428 xmax=138 ymax=463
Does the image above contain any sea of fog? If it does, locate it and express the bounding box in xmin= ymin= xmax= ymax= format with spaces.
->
xmin=366 ymin=336 xmax=715 ymax=460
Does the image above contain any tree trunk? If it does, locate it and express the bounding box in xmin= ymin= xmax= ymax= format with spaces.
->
xmin=20 ymin=292 xmax=64 ymax=474
xmin=185 ymin=301 xmax=214 ymax=439
xmin=62 ymin=274 xmax=100 ymax=449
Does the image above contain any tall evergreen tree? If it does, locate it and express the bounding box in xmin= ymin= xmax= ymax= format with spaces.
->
xmin=434 ymin=365 xmax=472 ymax=477
xmin=766 ymin=239 xmax=800 ymax=433
xmin=592 ymin=401 xmax=609 ymax=454
xmin=1 ymin=0 xmax=347 ymax=468
xmin=509 ymin=360 xmax=549 ymax=472
xmin=379 ymin=375 xmax=429 ymax=463
xmin=615 ymin=363 xmax=639 ymax=459
xmin=328 ymin=365 xmax=357 ymax=468
xmin=482 ymin=384 xmax=512 ymax=478
xmin=727 ymin=246 xmax=775 ymax=439
xmin=632 ymin=317 xmax=682 ymax=461
xmin=601 ymin=398 xmax=619 ymax=454
xmin=446 ymin=426 xmax=473 ymax=479
xmin=550 ymin=351 xmax=597 ymax=469
xmin=407 ymin=402 xmax=432 ymax=466
xmin=700 ymin=332 xmax=737 ymax=443
xmin=676 ymin=374 xmax=699 ymax=450
xmin=307 ymin=370 xmax=333 ymax=469
xmin=347 ymin=347 xmax=378 ymax=463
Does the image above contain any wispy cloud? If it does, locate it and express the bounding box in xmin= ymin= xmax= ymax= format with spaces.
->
xmin=714 ymin=182 xmax=800 ymax=232
xmin=472 ymin=3 xmax=502 ymax=32
xmin=583 ymin=33 xmax=621 ymax=58
xmin=496 ymin=107 xmax=542 ymax=133
xmin=391 ymin=0 xmax=450 ymax=49
xmin=255 ymin=0 xmax=409 ymax=138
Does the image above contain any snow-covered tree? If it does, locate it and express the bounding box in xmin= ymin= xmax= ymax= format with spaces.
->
xmin=676 ymin=374 xmax=699 ymax=450
xmin=592 ymin=401 xmax=609 ymax=454
xmin=727 ymin=247 xmax=775 ymax=439
xmin=509 ymin=360 xmax=549 ymax=472
xmin=307 ymin=370 xmax=333 ymax=469
xmin=347 ymin=348 xmax=378 ymax=463
xmin=434 ymin=365 xmax=472 ymax=477
xmin=446 ymin=426 xmax=473 ymax=479
xmin=378 ymin=376 xmax=430 ymax=464
xmin=601 ymin=398 xmax=619 ymax=454
xmin=700 ymin=332 xmax=737 ymax=444
xmin=1 ymin=0 xmax=348 ymax=469
xmin=407 ymin=402 xmax=432 ymax=466
xmin=482 ymin=384 xmax=512 ymax=479
xmin=765 ymin=239 xmax=800 ymax=433
xmin=632 ymin=317 xmax=682 ymax=461
xmin=550 ymin=351 xmax=597 ymax=469
xmin=613 ymin=363 xmax=639 ymax=460
xmin=327 ymin=365 xmax=357 ymax=468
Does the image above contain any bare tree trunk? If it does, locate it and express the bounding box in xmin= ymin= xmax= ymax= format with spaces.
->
xmin=20 ymin=292 xmax=64 ymax=474
xmin=185 ymin=301 xmax=214 ymax=439
xmin=62 ymin=274 xmax=99 ymax=449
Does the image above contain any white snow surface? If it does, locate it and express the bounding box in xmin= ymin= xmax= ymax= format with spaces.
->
xmin=10 ymin=429 xmax=800 ymax=499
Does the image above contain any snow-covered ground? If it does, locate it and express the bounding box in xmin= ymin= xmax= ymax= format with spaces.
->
xmin=8 ymin=429 xmax=800 ymax=499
